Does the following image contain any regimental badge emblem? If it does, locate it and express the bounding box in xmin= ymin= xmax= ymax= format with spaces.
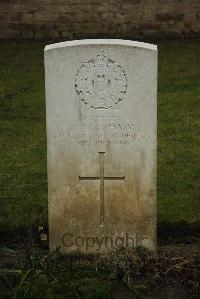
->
xmin=75 ymin=53 xmax=127 ymax=109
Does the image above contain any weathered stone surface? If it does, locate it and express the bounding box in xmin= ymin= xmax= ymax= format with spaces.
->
xmin=0 ymin=0 xmax=199 ymax=39
xmin=45 ymin=39 xmax=157 ymax=253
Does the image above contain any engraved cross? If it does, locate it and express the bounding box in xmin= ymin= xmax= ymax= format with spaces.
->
xmin=79 ymin=152 xmax=125 ymax=226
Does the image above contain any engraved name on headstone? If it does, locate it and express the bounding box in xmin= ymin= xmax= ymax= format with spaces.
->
xmin=45 ymin=40 xmax=157 ymax=253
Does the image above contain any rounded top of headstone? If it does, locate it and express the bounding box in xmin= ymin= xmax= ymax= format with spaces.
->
xmin=44 ymin=39 xmax=157 ymax=52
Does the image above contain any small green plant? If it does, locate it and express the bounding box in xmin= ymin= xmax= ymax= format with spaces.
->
xmin=0 ymin=246 xmax=112 ymax=299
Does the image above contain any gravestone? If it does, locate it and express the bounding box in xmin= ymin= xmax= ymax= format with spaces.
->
xmin=45 ymin=40 xmax=157 ymax=253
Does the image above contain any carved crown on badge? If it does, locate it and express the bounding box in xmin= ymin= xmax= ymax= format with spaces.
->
xmin=75 ymin=53 xmax=127 ymax=109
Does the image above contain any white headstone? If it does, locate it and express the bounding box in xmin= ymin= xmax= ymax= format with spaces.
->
xmin=45 ymin=39 xmax=157 ymax=253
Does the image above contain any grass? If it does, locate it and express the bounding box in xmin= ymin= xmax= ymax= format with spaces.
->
xmin=157 ymin=41 xmax=200 ymax=223
xmin=0 ymin=40 xmax=199 ymax=229
xmin=1 ymin=245 xmax=199 ymax=299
